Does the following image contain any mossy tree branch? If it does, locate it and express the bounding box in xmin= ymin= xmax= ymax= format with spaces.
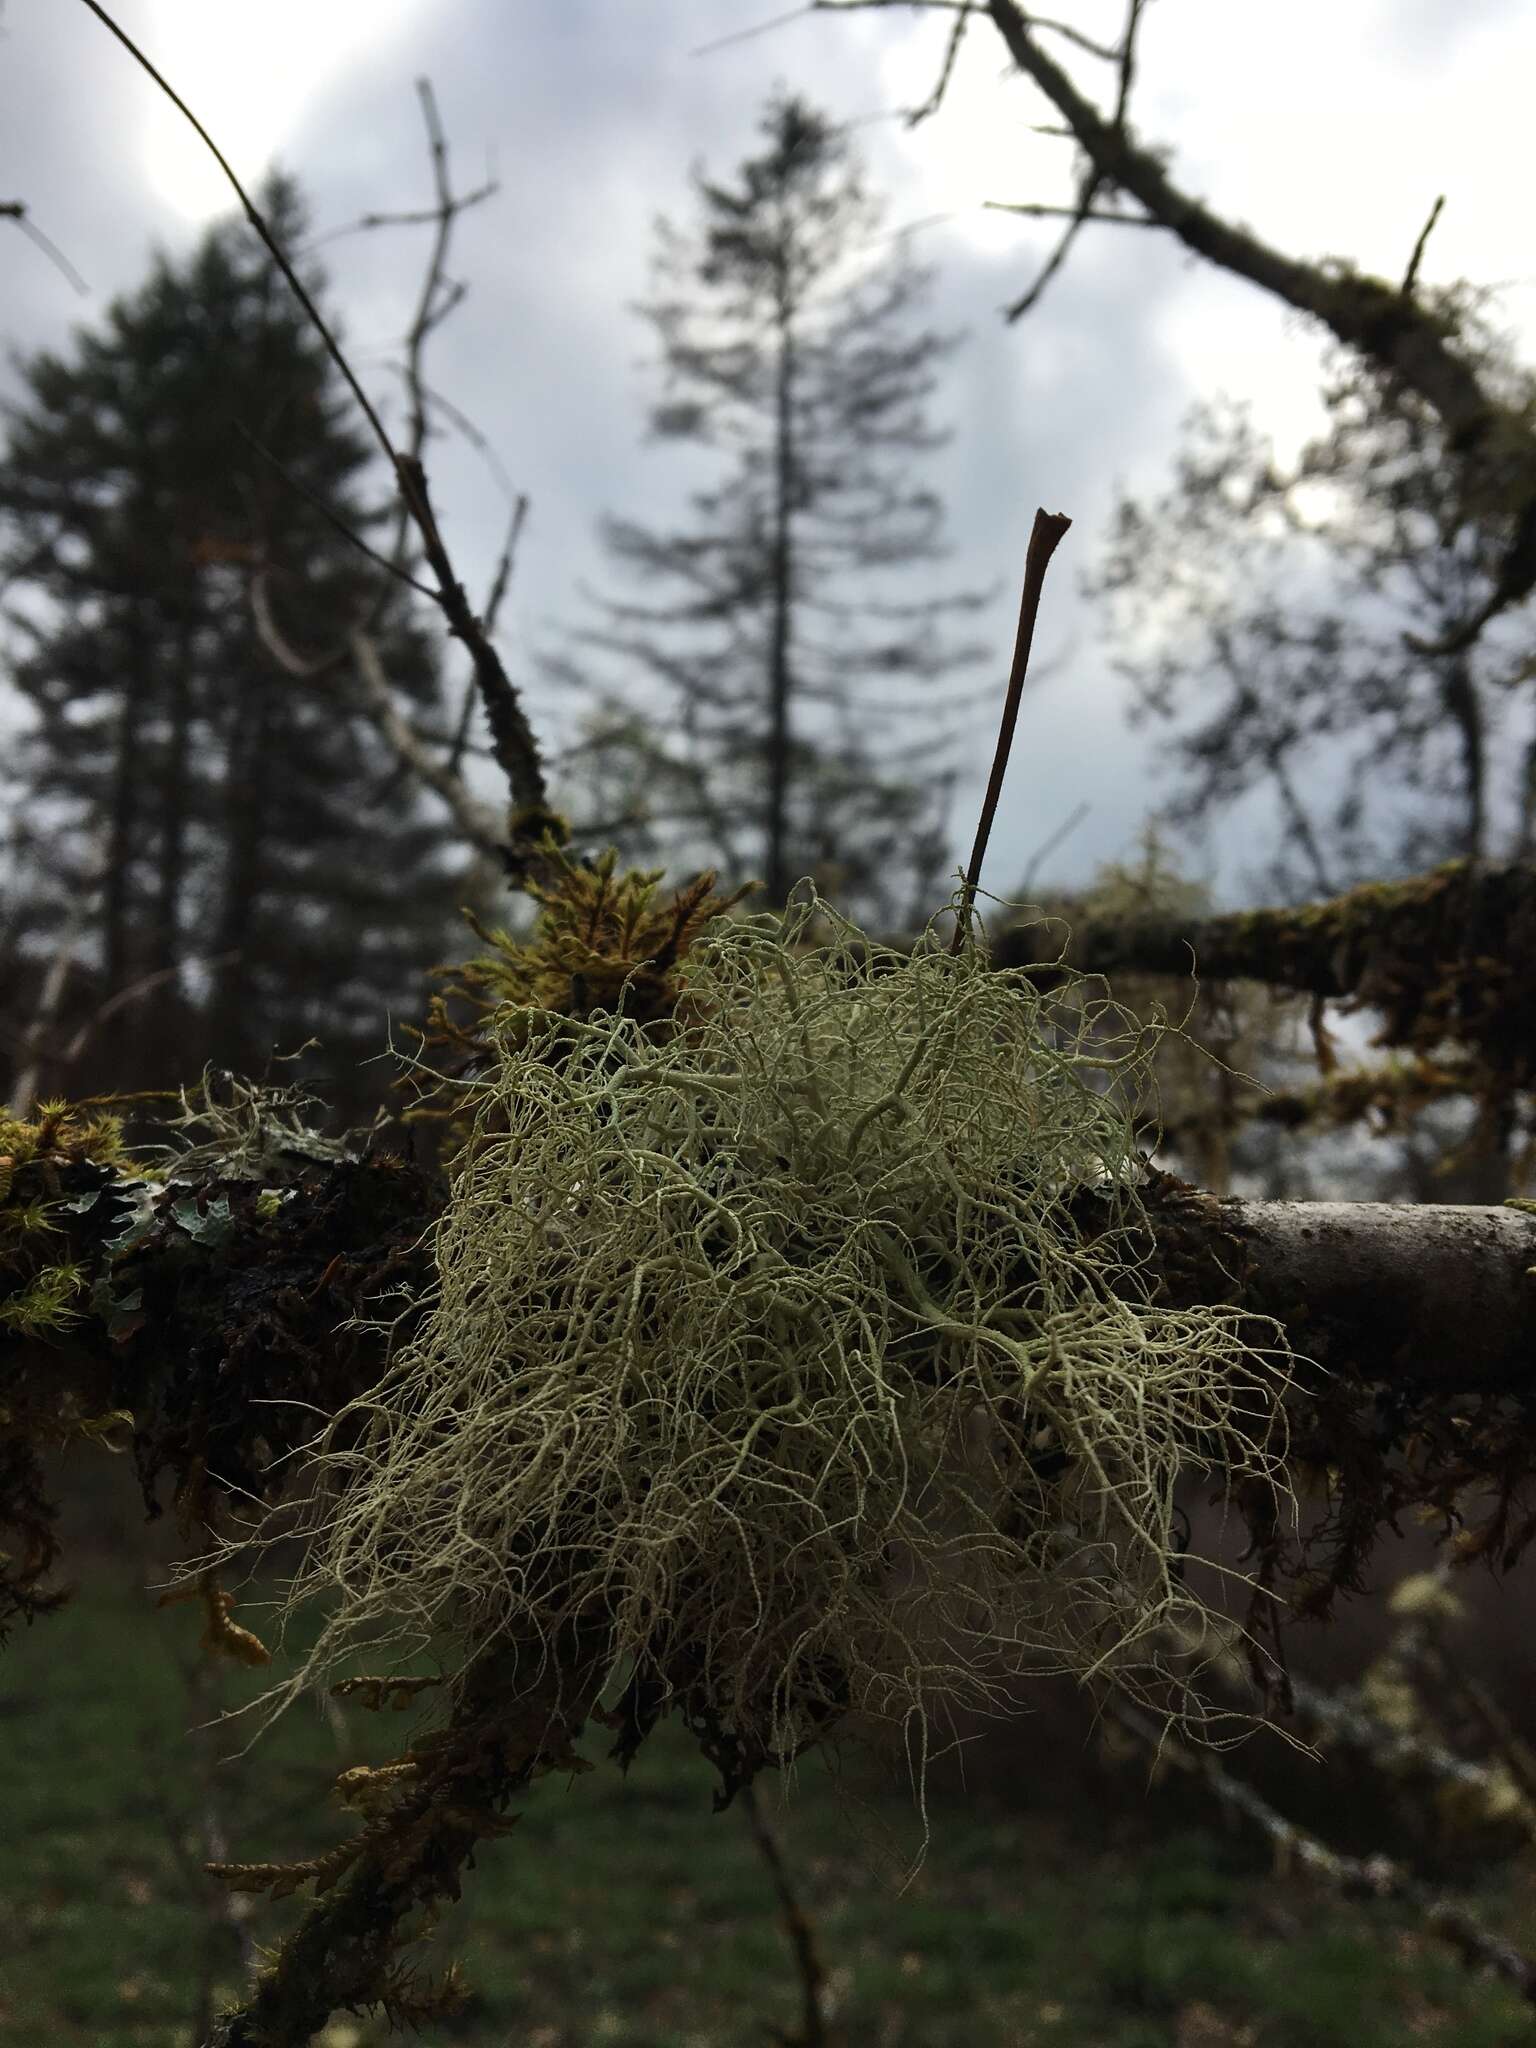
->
xmin=202 ymin=1635 xmax=609 ymax=2048
xmin=20 ymin=1152 xmax=1536 ymax=1464
xmin=1001 ymin=860 xmax=1536 ymax=1089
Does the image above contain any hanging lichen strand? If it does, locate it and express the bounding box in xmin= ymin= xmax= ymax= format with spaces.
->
xmin=263 ymin=897 xmax=1297 ymax=1792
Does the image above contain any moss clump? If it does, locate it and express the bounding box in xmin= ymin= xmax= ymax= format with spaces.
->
xmin=258 ymin=898 xmax=1295 ymax=1801
xmin=0 ymin=1099 xmax=138 ymax=1634
xmin=0 ymin=1099 xmax=132 ymax=1337
xmin=424 ymin=844 xmax=754 ymax=1051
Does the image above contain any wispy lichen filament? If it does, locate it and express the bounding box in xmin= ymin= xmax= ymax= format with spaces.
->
xmin=249 ymin=895 xmax=1296 ymax=1799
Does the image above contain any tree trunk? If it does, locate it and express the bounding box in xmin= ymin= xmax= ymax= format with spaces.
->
xmin=102 ymin=626 xmax=148 ymax=999
xmin=208 ymin=677 xmax=270 ymax=1073
xmin=151 ymin=610 xmax=195 ymax=1043
xmin=765 ymin=228 xmax=796 ymax=908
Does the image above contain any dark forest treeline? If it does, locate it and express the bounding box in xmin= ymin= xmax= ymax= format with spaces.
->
xmin=0 ymin=175 xmax=466 ymax=1119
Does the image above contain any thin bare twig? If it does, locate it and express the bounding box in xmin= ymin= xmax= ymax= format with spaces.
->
xmin=348 ymin=630 xmax=507 ymax=860
xmin=301 ymin=181 xmax=498 ymax=256
xmin=814 ymin=0 xmax=1116 ymax=57
xmin=951 ymin=507 xmax=1071 ymax=952
xmin=1112 ymin=0 xmax=1146 ymax=131
xmin=1003 ymin=166 xmax=1105 ymax=322
xmin=78 ymin=1 xmax=554 ymax=845
xmin=984 ymin=198 xmax=1157 ymax=228
xmin=741 ymin=1783 xmax=828 ymax=2048
xmin=401 ymin=80 xmax=464 ymax=463
xmin=58 ymin=953 xmax=241 ymax=1076
xmin=233 ymin=423 xmax=436 ymax=600
xmin=1027 ymin=12 xmax=1120 ymax=62
xmin=482 ymin=496 xmax=529 ymax=644
xmin=8 ymin=940 xmax=84 ymax=1115
xmin=246 ymin=567 xmax=506 ymax=861
xmin=692 ymin=4 xmax=818 ymax=57
xmin=906 ymin=1 xmax=973 ymax=127
xmin=247 ymin=569 xmax=347 ymax=683
xmin=7 ymin=853 xmax=106 ymax=1114
xmin=1401 ymin=193 xmax=1446 ymax=298
xmin=1018 ymin=798 xmax=1090 ymax=896
xmin=74 ymin=2 xmax=394 ymax=465
xmin=2 ymin=200 xmax=89 ymax=294
xmin=232 ymin=76 xmax=536 ymax=870
xmin=392 ymin=370 xmax=524 ymax=507
xmin=1108 ymin=1693 xmax=1536 ymax=2006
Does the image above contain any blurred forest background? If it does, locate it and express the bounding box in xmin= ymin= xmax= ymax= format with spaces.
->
xmin=5 ymin=4 xmax=1536 ymax=2044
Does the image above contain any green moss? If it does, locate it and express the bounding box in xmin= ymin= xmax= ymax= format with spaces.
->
xmin=422 ymin=842 xmax=753 ymax=1062
xmin=0 ymin=1100 xmax=135 ymax=1340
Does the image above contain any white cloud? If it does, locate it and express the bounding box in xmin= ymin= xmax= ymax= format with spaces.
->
xmin=135 ymin=0 xmax=425 ymax=218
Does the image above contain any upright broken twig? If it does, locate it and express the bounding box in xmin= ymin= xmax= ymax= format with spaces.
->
xmin=951 ymin=507 xmax=1071 ymax=952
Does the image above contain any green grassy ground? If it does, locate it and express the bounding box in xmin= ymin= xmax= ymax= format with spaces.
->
xmin=4 ymin=1565 xmax=1536 ymax=2048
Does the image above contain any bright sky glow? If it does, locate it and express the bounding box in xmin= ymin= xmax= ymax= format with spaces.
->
xmin=137 ymin=0 xmax=422 ymax=219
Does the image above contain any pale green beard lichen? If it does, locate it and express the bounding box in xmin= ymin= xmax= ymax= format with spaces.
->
xmin=264 ymin=899 xmax=1295 ymax=1791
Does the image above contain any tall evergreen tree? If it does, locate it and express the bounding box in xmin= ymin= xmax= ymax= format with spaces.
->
xmin=0 ymin=175 xmax=462 ymax=1111
xmin=552 ymin=93 xmax=989 ymax=929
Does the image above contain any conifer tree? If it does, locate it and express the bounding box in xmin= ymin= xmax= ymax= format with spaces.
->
xmin=0 ymin=175 xmax=462 ymax=1110
xmin=554 ymin=93 xmax=988 ymax=929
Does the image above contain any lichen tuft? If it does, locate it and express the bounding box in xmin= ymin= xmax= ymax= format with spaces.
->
xmin=253 ymin=895 xmax=1296 ymax=1803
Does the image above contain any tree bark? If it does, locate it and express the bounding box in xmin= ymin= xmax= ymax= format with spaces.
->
xmin=33 ymin=1151 xmax=1536 ymax=1405
xmin=1225 ymin=1196 xmax=1535 ymax=1393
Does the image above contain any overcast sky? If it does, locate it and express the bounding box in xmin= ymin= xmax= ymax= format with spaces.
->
xmin=3 ymin=0 xmax=1532 ymax=908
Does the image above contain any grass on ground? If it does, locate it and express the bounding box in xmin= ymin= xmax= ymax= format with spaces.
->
xmin=5 ymin=1541 xmax=1536 ymax=2046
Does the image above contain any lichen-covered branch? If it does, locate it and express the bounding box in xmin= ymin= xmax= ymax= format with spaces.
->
xmin=202 ymin=1636 xmax=608 ymax=2048
xmin=1108 ymin=1693 xmax=1536 ymax=2006
xmin=1086 ymin=1174 xmax=1533 ymax=1396
xmin=1001 ymin=860 xmax=1536 ymax=1088
xmin=1228 ymin=1197 xmax=1536 ymax=1395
